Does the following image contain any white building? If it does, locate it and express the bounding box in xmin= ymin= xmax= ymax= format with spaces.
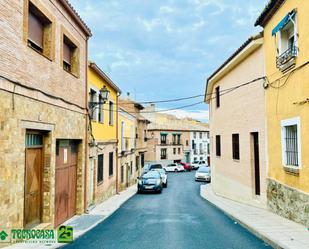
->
xmin=189 ymin=129 xmax=210 ymax=165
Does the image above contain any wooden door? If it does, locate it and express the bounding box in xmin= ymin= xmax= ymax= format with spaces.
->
xmin=25 ymin=148 xmax=42 ymax=227
xmin=252 ymin=133 xmax=261 ymax=196
xmin=55 ymin=140 xmax=77 ymax=227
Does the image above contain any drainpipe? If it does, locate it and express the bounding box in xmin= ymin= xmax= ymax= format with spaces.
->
xmin=116 ymin=92 xmax=121 ymax=194
xmin=84 ymin=37 xmax=89 ymax=213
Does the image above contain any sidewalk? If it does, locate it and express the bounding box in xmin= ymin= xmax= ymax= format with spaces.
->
xmin=7 ymin=184 xmax=137 ymax=249
xmin=200 ymin=184 xmax=309 ymax=249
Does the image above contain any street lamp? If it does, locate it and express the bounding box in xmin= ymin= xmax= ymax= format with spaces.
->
xmin=89 ymin=85 xmax=110 ymax=113
xmin=99 ymin=85 xmax=110 ymax=101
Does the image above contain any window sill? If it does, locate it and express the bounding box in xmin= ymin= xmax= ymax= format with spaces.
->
xmin=97 ymin=181 xmax=104 ymax=186
xmin=283 ymin=165 xmax=300 ymax=175
xmin=27 ymin=43 xmax=52 ymax=62
xmin=233 ymin=159 xmax=240 ymax=162
xmin=63 ymin=67 xmax=79 ymax=79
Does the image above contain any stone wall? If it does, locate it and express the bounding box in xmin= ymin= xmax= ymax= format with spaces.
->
xmin=0 ymin=89 xmax=86 ymax=228
xmin=267 ymin=178 xmax=309 ymax=227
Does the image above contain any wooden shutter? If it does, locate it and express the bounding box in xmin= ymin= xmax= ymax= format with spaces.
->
xmin=28 ymin=11 xmax=43 ymax=48
xmin=63 ymin=42 xmax=72 ymax=64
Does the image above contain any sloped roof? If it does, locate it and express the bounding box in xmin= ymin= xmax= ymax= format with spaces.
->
xmin=58 ymin=0 xmax=92 ymax=36
xmin=255 ymin=0 xmax=286 ymax=27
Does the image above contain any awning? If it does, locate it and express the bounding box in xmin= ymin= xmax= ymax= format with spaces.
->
xmin=272 ymin=10 xmax=296 ymax=36
xmin=160 ymin=132 xmax=168 ymax=135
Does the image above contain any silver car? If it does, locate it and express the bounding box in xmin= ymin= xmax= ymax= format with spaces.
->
xmin=156 ymin=168 xmax=168 ymax=187
xmin=195 ymin=166 xmax=211 ymax=182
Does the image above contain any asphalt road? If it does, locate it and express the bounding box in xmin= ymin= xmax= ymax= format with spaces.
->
xmin=64 ymin=171 xmax=271 ymax=249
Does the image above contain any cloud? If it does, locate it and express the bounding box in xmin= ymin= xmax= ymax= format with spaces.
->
xmin=159 ymin=6 xmax=176 ymax=14
xmin=69 ymin=0 xmax=267 ymax=118
xmin=163 ymin=109 xmax=209 ymax=122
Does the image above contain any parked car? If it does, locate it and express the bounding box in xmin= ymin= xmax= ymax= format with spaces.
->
xmin=157 ymin=168 xmax=168 ymax=187
xmin=143 ymin=163 xmax=162 ymax=174
xmin=164 ymin=163 xmax=185 ymax=172
xmin=179 ymin=162 xmax=192 ymax=171
xmin=137 ymin=170 xmax=163 ymax=193
xmin=195 ymin=166 xmax=211 ymax=182
xmin=149 ymin=164 xmax=163 ymax=170
xmin=191 ymin=160 xmax=207 ymax=169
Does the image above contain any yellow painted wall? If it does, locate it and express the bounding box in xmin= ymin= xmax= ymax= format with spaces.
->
xmin=88 ymin=67 xmax=118 ymax=141
xmin=264 ymin=0 xmax=309 ymax=192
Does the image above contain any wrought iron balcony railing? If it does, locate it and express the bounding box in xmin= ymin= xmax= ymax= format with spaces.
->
xmin=276 ymin=45 xmax=298 ymax=68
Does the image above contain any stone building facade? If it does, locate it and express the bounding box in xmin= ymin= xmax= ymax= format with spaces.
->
xmin=0 ymin=0 xmax=91 ymax=229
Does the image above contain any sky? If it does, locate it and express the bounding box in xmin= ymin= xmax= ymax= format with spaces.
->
xmin=70 ymin=0 xmax=268 ymax=122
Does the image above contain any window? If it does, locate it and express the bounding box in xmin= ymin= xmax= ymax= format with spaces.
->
xmin=206 ymin=132 xmax=209 ymax=139
xmin=25 ymin=133 xmax=43 ymax=147
xmin=141 ymin=153 xmax=145 ymax=168
xmin=216 ymin=135 xmax=221 ymax=157
xmin=98 ymin=95 xmax=104 ymax=123
xmin=62 ymin=34 xmax=79 ymax=76
xmin=109 ymin=101 xmax=114 ymax=125
xmin=281 ymin=118 xmax=301 ymax=167
xmin=121 ymin=122 xmax=125 ymax=151
xmin=199 ymin=132 xmax=202 ymax=139
xmin=161 ymin=134 xmax=167 ymax=144
xmin=216 ymin=86 xmax=220 ymax=107
xmin=177 ymin=134 xmax=181 ymax=145
xmin=186 ymin=140 xmax=189 ymax=146
xmin=274 ymin=10 xmax=298 ymax=70
xmin=121 ymin=165 xmax=124 ymax=183
xmin=199 ymin=143 xmax=203 ymax=154
xmin=109 ymin=152 xmax=113 ymax=176
xmin=173 ymin=148 xmax=176 ymax=155
xmin=178 ymin=148 xmax=181 ymax=154
xmin=97 ymin=154 xmax=104 ymax=183
xmin=161 ymin=149 xmax=167 ymax=159
xmin=192 ymin=141 xmax=195 ymax=149
xmin=232 ymin=134 xmax=240 ymax=160
xmin=200 ymin=157 xmax=203 ymax=161
xmin=89 ymin=89 xmax=97 ymax=120
xmin=172 ymin=134 xmax=176 ymax=144
xmin=193 ymin=132 xmax=196 ymax=139
xmin=27 ymin=1 xmax=52 ymax=58
xmin=136 ymin=156 xmax=139 ymax=171
xmin=130 ymin=161 xmax=133 ymax=175
xmin=207 ymin=143 xmax=210 ymax=154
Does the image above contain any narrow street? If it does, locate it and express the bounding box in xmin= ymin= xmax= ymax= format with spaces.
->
xmin=64 ymin=172 xmax=270 ymax=249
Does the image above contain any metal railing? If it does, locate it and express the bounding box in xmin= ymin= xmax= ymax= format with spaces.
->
xmin=276 ymin=45 xmax=298 ymax=68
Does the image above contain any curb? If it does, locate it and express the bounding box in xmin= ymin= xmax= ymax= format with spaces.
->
xmin=58 ymin=186 xmax=137 ymax=248
xmin=5 ymin=186 xmax=137 ymax=249
xmin=200 ymin=185 xmax=284 ymax=249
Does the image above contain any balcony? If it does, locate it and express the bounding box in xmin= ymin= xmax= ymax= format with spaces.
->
xmin=276 ymin=45 xmax=298 ymax=71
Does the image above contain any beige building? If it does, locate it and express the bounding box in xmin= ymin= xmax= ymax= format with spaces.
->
xmin=0 ymin=0 xmax=91 ymax=229
xmin=143 ymin=108 xmax=209 ymax=166
xmin=118 ymin=99 xmax=149 ymax=191
xmin=205 ymin=34 xmax=267 ymax=208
